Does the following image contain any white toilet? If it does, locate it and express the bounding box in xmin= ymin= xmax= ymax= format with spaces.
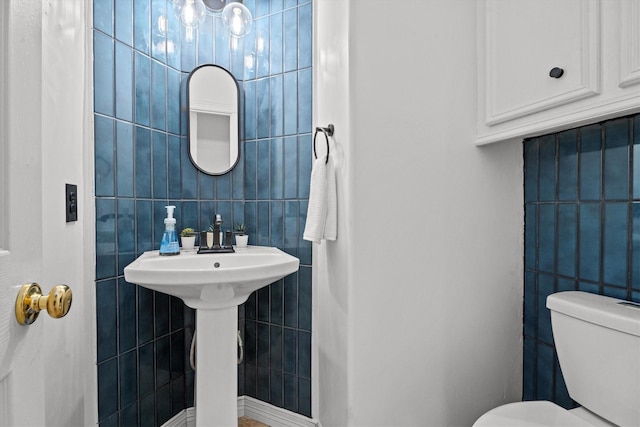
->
xmin=474 ymin=291 xmax=640 ymax=427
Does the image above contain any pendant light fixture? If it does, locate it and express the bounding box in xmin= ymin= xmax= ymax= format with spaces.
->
xmin=221 ymin=2 xmax=253 ymax=37
xmin=172 ymin=0 xmax=207 ymax=28
xmin=172 ymin=0 xmax=253 ymax=39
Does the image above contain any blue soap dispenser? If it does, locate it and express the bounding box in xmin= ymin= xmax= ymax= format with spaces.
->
xmin=159 ymin=205 xmax=180 ymax=255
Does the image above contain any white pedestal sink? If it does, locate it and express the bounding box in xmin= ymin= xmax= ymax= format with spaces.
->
xmin=124 ymin=246 xmax=300 ymax=427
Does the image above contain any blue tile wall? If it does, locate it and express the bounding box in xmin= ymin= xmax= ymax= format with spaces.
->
xmin=523 ymin=114 xmax=640 ymax=407
xmin=236 ymin=1 xmax=312 ymax=416
xmin=94 ymin=0 xmax=313 ymax=425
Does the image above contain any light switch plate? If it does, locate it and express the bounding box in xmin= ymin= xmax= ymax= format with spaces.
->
xmin=66 ymin=183 xmax=77 ymax=222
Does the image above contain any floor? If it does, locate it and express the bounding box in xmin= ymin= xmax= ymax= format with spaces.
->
xmin=238 ymin=417 xmax=269 ymax=427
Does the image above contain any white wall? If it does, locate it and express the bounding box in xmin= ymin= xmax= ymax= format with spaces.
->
xmin=313 ymin=0 xmax=352 ymax=423
xmin=314 ymin=1 xmax=524 ymax=426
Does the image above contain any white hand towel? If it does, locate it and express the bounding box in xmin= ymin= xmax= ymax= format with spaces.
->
xmin=303 ymin=157 xmax=328 ymax=243
xmin=303 ymin=155 xmax=338 ymax=242
xmin=323 ymin=156 xmax=337 ymax=241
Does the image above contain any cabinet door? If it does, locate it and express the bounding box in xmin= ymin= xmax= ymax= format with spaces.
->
xmin=619 ymin=0 xmax=640 ymax=88
xmin=482 ymin=0 xmax=600 ymax=126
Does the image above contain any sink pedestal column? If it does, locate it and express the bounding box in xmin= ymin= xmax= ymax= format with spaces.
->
xmin=195 ymin=307 xmax=238 ymax=427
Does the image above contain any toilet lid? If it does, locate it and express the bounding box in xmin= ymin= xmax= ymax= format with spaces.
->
xmin=473 ymin=401 xmax=593 ymax=427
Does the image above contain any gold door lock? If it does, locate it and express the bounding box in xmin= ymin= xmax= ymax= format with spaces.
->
xmin=15 ymin=283 xmax=72 ymax=325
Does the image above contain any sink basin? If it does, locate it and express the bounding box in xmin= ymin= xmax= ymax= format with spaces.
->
xmin=124 ymin=245 xmax=299 ymax=309
xmin=124 ymin=245 xmax=299 ymax=426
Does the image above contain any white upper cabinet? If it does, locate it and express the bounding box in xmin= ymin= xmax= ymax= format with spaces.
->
xmin=477 ymin=0 xmax=640 ymax=145
xmin=484 ymin=0 xmax=600 ymax=126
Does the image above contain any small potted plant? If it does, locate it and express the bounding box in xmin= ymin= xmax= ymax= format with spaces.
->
xmin=234 ymin=223 xmax=248 ymax=248
xmin=180 ymin=227 xmax=197 ymax=251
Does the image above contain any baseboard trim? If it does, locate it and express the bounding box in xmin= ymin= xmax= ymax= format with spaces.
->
xmin=162 ymin=408 xmax=190 ymax=427
xmin=239 ymin=396 xmax=320 ymax=427
xmin=163 ymin=397 xmax=319 ymax=427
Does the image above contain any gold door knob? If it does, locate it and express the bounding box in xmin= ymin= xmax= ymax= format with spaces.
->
xmin=15 ymin=283 xmax=73 ymax=325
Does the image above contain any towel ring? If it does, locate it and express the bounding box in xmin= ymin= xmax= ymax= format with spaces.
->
xmin=314 ymin=124 xmax=334 ymax=164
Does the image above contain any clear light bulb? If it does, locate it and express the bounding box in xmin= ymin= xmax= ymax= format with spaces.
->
xmin=221 ymin=2 xmax=253 ymax=37
xmin=174 ymin=0 xmax=206 ymax=28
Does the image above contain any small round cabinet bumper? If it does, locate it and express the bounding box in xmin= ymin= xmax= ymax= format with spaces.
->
xmin=15 ymin=283 xmax=72 ymax=325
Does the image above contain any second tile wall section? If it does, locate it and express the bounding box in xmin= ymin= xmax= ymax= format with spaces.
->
xmin=93 ymin=0 xmax=313 ymax=425
xmin=522 ymin=114 xmax=640 ymax=408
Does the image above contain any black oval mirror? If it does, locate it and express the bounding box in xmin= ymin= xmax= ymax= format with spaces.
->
xmin=187 ymin=64 xmax=240 ymax=175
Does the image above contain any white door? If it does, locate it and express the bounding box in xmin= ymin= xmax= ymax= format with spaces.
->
xmin=0 ymin=0 xmax=47 ymax=423
xmin=0 ymin=0 xmax=96 ymax=425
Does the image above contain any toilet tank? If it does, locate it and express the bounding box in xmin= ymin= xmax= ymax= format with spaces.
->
xmin=547 ymin=291 xmax=640 ymax=427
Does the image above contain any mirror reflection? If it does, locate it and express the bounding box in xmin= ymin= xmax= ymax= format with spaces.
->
xmin=187 ymin=64 xmax=240 ymax=175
